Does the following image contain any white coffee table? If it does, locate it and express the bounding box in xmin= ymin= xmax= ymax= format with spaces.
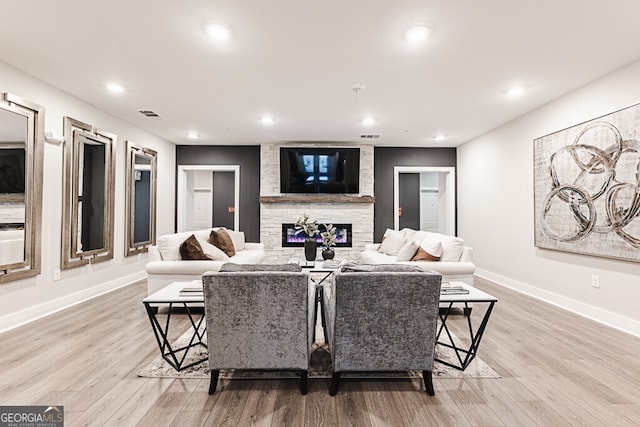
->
xmin=143 ymin=281 xmax=207 ymax=371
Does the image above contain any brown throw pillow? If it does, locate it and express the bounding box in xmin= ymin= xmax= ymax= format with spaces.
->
xmin=208 ymin=229 xmax=236 ymax=257
xmin=180 ymin=234 xmax=212 ymax=260
xmin=411 ymin=246 xmax=440 ymax=262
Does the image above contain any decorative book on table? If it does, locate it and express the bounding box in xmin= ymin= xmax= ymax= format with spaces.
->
xmin=440 ymin=281 xmax=469 ymax=295
xmin=322 ymin=259 xmax=343 ymax=269
xmin=178 ymin=280 xmax=203 ymax=296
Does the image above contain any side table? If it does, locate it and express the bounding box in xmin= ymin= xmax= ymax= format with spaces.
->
xmin=436 ymin=282 xmax=497 ymax=371
xmin=142 ymin=282 xmax=207 ymax=371
xmin=291 ymin=259 xmax=343 ymax=342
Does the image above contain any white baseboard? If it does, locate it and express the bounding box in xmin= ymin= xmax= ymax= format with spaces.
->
xmin=476 ymin=268 xmax=640 ymax=338
xmin=0 ymin=271 xmax=147 ymax=334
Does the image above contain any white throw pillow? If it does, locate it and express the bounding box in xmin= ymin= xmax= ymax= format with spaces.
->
xmin=395 ymin=240 xmax=419 ymax=261
xmin=378 ymin=232 xmax=406 ymax=256
xmin=198 ymin=238 xmax=229 ymax=261
xmin=440 ymin=236 xmax=465 ymax=262
xmin=382 ymin=228 xmax=403 ymax=240
xmin=226 ymin=229 xmax=246 ymax=251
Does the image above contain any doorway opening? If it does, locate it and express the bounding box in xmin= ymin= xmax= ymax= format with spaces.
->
xmin=393 ymin=166 xmax=455 ymax=235
xmin=177 ymin=165 xmax=240 ymax=232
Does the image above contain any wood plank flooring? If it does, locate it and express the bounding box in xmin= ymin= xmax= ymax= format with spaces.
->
xmin=0 ymin=277 xmax=639 ymax=426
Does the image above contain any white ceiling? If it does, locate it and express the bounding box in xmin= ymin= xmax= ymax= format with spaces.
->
xmin=1 ymin=0 xmax=640 ymax=147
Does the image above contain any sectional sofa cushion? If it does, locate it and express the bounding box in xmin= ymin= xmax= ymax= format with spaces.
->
xmin=439 ymin=236 xmax=465 ymax=262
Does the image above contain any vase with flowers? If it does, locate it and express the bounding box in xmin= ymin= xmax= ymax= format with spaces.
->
xmin=320 ymin=223 xmax=337 ymax=260
xmin=295 ymin=213 xmax=319 ymax=261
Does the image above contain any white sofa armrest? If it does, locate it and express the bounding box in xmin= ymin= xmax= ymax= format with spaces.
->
xmin=243 ymin=242 xmax=265 ymax=250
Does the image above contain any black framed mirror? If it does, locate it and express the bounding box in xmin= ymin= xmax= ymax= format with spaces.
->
xmin=0 ymin=93 xmax=44 ymax=283
xmin=125 ymin=140 xmax=157 ymax=256
xmin=62 ymin=117 xmax=116 ymax=270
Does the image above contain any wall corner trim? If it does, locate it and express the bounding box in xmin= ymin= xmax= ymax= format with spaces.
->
xmin=475 ymin=268 xmax=640 ymax=338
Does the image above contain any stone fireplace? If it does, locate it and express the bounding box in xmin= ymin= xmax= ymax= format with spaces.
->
xmin=259 ymin=143 xmax=374 ymax=262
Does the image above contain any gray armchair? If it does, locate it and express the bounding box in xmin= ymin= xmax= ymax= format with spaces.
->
xmin=323 ymin=265 xmax=442 ymax=396
xmin=202 ymin=264 xmax=313 ymax=394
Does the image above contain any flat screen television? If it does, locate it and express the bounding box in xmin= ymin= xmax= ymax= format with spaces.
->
xmin=280 ymin=147 xmax=360 ymax=194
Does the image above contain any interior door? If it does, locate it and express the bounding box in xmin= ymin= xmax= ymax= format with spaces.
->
xmin=398 ymin=173 xmax=420 ymax=230
xmin=420 ymin=190 xmax=440 ymax=231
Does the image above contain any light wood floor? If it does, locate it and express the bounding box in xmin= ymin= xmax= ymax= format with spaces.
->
xmin=1 ymin=277 xmax=639 ymax=426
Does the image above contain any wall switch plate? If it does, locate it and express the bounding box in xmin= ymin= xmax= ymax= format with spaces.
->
xmin=53 ymin=269 xmax=61 ymax=281
xmin=591 ymin=274 xmax=600 ymax=288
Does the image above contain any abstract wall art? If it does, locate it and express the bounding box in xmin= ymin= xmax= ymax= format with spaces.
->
xmin=534 ymin=103 xmax=640 ymax=262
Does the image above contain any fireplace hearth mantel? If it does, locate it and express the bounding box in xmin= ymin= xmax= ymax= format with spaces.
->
xmin=259 ymin=195 xmax=375 ymax=204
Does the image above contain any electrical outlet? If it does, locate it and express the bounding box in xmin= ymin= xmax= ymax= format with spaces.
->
xmin=53 ymin=269 xmax=61 ymax=281
xmin=591 ymin=274 xmax=600 ymax=288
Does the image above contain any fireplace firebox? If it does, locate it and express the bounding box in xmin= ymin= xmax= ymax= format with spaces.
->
xmin=281 ymin=223 xmax=352 ymax=247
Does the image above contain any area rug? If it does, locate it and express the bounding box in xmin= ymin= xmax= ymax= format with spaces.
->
xmin=137 ymin=327 xmax=500 ymax=380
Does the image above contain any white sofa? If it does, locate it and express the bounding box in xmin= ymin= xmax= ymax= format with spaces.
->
xmin=360 ymin=228 xmax=475 ymax=287
xmin=145 ymin=228 xmax=266 ymax=295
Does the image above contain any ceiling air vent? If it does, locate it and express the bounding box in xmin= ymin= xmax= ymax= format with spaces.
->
xmin=360 ymin=134 xmax=381 ymax=139
xmin=139 ymin=110 xmax=161 ymax=118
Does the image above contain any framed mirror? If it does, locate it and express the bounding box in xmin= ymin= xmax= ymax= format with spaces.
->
xmin=125 ymin=140 xmax=157 ymax=256
xmin=62 ymin=117 xmax=116 ymax=270
xmin=0 ymin=93 xmax=44 ymax=283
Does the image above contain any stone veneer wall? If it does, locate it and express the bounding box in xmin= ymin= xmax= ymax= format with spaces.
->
xmin=260 ymin=143 xmax=374 ymax=262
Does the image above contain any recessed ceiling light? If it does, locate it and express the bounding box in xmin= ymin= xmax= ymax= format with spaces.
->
xmin=362 ymin=117 xmax=375 ymax=127
xmin=433 ymin=134 xmax=447 ymax=141
xmin=106 ymin=83 xmax=124 ymax=94
xmin=260 ymin=115 xmax=274 ymax=125
xmin=506 ymin=86 xmax=526 ymax=97
xmin=206 ymin=23 xmax=231 ymax=41
xmin=405 ymin=25 xmax=431 ymax=42
xmin=187 ymin=131 xmax=200 ymax=139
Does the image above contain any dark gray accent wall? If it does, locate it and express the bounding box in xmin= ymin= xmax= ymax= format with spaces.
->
xmin=176 ymin=145 xmax=261 ymax=242
xmin=373 ymin=147 xmax=457 ymax=241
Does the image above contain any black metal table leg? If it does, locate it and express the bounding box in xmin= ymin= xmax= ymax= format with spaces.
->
xmin=144 ymin=301 xmax=208 ymax=371
xmin=435 ymin=301 xmax=496 ymax=371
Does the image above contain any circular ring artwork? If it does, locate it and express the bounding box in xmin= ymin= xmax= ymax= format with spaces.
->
xmin=534 ymin=106 xmax=640 ymax=262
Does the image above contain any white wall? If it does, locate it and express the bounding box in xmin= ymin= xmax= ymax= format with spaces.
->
xmin=0 ymin=61 xmax=175 ymax=332
xmin=458 ymin=59 xmax=640 ymax=336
